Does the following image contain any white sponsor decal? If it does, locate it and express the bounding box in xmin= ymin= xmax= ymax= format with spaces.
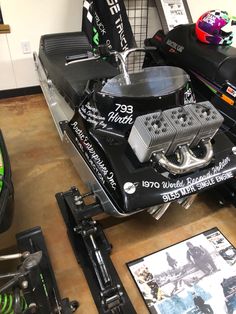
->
xmin=162 ymin=180 xmax=184 ymax=189
xmin=94 ymin=12 xmax=106 ymax=35
xmin=166 ymin=39 xmax=184 ymax=52
xmin=106 ymin=0 xmax=129 ymax=51
xmin=79 ymin=103 xmax=106 ymax=127
xmin=108 ymin=103 xmax=134 ymax=124
xmin=71 ymin=121 xmax=116 ymax=190
xmin=142 ymin=181 xmax=160 ymax=189
xmin=226 ymin=86 xmax=236 ymax=98
xmin=162 ymin=171 xmax=234 ymax=203
xmin=106 ymin=0 xmax=120 ymax=15
xmin=140 ymin=156 xmax=234 ymax=202
xmin=108 ymin=112 xmax=133 ymax=124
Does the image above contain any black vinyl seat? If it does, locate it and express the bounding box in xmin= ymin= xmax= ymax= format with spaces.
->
xmin=160 ymin=24 xmax=236 ymax=87
xmin=39 ymin=32 xmax=118 ymax=107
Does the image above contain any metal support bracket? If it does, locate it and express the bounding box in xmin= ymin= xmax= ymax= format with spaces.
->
xmin=56 ymin=187 xmax=136 ymax=314
xmin=16 ymin=226 xmax=79 ymax=314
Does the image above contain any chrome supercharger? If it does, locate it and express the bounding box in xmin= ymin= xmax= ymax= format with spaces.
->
xmin=128 ymin=102 xmax=223 ymax=173
xmin=34 ymin=38 xmax=236 ymax=220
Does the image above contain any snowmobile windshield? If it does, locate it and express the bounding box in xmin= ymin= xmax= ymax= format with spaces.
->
xmin=101 ymin=66 xmax=189 ymax=98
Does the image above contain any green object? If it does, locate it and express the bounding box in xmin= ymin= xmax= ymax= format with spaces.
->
xmin=0 ymin=293 xmax=27 ymax=314
xmin=92 ymin=27 xmax=99 ymax=46
xmin=40 ymin=273 xmax=49 ymax=297
xmin=0 ymin=148 xmax=4 ymax=192
xmin=207 ymin=85 xmax=217 ymax=94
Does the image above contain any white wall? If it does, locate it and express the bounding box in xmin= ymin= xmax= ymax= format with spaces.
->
xmin=0 ymin=1 xmax=235 ymax=90
xmin=0 ymin=35 xmax=16 ymax=90
xmin=0 ymin=0 xmax=82 ymax=90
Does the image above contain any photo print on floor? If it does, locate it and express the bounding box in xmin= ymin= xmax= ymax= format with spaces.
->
xmin=127 ymin=227 xmax=236 ymax=314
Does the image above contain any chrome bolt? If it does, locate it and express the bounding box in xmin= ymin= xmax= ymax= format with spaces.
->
xmin=21 ymin=280 xmax=28 ymax=289
xmin=22 ymin=251 xmax=30 ymax=259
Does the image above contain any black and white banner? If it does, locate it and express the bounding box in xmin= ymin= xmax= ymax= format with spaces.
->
xmin=82 ymin=0 xmax=135 ymax=51
xmin=0 ymin=6 xmax=4 ymax=24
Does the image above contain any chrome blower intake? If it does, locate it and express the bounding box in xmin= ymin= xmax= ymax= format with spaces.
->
xmin=128 ymin=101 xmax=223 ymax=174
xmin=128 ymin=101 xmax=224 ymax=219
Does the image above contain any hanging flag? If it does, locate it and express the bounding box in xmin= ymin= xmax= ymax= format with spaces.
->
xmin=82 ymin=0 xmax=136 ymax=51
xmin=0 ymin=6 xmax=4 ymax=24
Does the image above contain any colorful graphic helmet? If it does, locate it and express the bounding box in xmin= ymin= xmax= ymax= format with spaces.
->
xmin=195 ymin=10 xmax=234 ymax=45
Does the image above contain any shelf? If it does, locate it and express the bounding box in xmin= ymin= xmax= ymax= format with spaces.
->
xmin=0 ymin=24 xmax=10 ymax=34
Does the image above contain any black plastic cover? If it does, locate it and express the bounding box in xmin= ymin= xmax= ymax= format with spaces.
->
xmin=155 ymin=24 xmax=236 ymax=88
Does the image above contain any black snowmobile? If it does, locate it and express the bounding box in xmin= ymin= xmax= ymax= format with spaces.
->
xmin=144 ymin=24 xmax=236 ymax=143
xmin=0 ymin=130 xmax=14 ymax=233
xmin=34 ymin=31 xmax=236 ymax=220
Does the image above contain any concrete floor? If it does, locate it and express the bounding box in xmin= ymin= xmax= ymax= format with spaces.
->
xmin=0 ymin=93 xmax=236 ymax=313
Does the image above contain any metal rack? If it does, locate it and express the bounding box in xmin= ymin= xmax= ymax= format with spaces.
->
xmin=125 ymin=0 xmax=149 ymax=72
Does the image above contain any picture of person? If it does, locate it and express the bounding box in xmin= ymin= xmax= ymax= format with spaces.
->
xmin=192 ymin=292 xmax=214 ymax=314
xmin=128 ymin=229 xmax=236 ymax=314
xmin=166 ymin=252 xmax=178 ymax=269
xmin=186 ymin=242 xmax=218 ymax=275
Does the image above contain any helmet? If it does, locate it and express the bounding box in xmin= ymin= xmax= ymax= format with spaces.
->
xmin=195 ymin=10 xmax=234 ymax=45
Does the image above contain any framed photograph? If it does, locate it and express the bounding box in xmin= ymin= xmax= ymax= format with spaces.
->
xmin=154 ymin=0 xmax=192 ymax=33
xmin=127 ymin=227 xmax=236 ymax=314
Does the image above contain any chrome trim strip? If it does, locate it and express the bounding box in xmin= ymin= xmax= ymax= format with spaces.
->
xmin=34 ymin=52 xmax=74 ymax=139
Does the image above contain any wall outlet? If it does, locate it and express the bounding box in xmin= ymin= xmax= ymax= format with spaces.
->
xmin=21 ymin=40 xmax=31 ymax=54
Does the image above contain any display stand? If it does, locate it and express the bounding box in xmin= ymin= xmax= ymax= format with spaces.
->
xmin=16 ymin=226 xmax=78 ymax=313
xmin=56 ymin=187 xmax=136 ymax=314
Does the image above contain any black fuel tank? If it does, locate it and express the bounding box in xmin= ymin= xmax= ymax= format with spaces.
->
xmin=95 ymin=66 xmax=190 ymax=134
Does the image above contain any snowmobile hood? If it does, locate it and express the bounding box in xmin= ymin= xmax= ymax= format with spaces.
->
xmin=67 ymin=117 xmax=236 ymax=215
